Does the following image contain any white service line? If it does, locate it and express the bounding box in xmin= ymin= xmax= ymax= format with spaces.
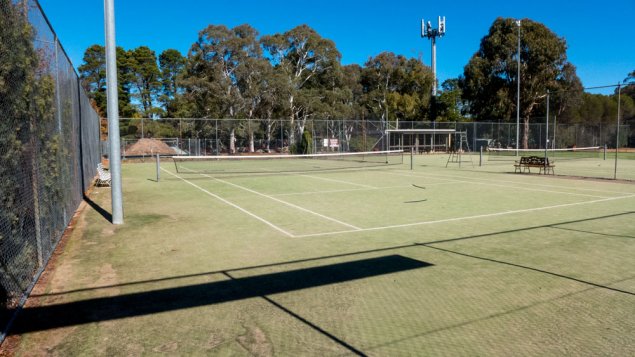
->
xmin=384 ymin=171 xmax=613 ymax=199
xmin=300 ymin=174 xmax=378 ymax=189
xmin=294 ymin=194 xmax=635 ymax=238
xmin=273 ymin=185 xmax=412 ymax=197
xmin=161 ymin=168 xmax=295 ymax=237
xmin=202 ymin=174 xmax=362 ymax=231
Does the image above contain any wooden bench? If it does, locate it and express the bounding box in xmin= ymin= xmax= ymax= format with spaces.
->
xmin=514 ymin=156 xmax=555 ymax=175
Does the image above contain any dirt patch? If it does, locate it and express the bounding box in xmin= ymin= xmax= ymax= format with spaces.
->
xmin=0 ymin=199 xmax=91 ymax=356
xmin=152 ymin=341 xmax=178 ymax=353
xmin=236 ymin=324 xmax=273 ymax=357
xmin=205 ymin=331 xmax=226 ymax=350
xmin=124 ymin=138 xmax=176 ymax=156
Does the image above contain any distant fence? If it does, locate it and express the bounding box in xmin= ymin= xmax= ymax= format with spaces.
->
xmin=0 ymin=0 xmax=101 ymax=341
xmin=108 ymin=118 xmax=633 ymax=157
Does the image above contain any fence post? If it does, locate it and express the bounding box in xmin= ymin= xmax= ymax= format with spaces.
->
xmin=614 ymin=84 xmax=621 ymax=180
xmin=410 ymin=148 xmax=414 ymax=170
xmin=473 ymin=121 xmax=476 ymax=153
xmin=156 ymin=154 xmax=160 ymax=182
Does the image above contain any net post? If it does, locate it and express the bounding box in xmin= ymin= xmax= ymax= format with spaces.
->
xmin=410 ymin=148 xmax=414 ymax=170
xmin=545 ymin=90 xmax=549 ymax=174
xmin=614 ymin=84 xmax=621 ymax=180
xmin=603 ymin=144 xmax=607 ymax=160
xmin=479 ymin=146 xmax=483 ymax=167
xmin=156 ymin=154 xmax=160 ymax=182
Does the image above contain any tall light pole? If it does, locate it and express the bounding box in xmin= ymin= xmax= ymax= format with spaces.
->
xmin=421 ymin=16 xmax=446 ymax=96
xmin=516 ymin=19 xmax=521 ymax=155
xmin=104 ymin=0 xmax=124 ymax=224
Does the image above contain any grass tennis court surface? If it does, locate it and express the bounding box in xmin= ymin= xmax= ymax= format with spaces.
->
xmin=5 ymin=155 xmax=635 ymax=356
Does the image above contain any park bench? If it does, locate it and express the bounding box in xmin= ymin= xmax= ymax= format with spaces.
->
xmin=514 ymin=156 xmax=555 ymax=175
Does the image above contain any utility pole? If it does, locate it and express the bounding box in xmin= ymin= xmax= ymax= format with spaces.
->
xmin=516 ymin=19 xmax=521 ymax=155
xmin=104 ymin=0 xmax=124 ymax=224
xmin=421 ymin=16 xmax=446 ymax=96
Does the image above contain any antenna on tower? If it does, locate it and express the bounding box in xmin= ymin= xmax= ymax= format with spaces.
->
xmin=421 ymin=16 xmax=446 ymax=96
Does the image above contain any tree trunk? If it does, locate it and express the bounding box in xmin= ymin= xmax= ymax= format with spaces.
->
xmin=229 ymin=128 xmax=236 ymax=154
xmin=523 ymin=116 xmax=530 ymax=149
xmin=297 ymin=115 xmax=307 ymax=146
xmin=266 ymin=122 xmax=272 ymax=153
xmin=288 ymin=95 xmax=295 ymax=146
xmin=249 ymin=130 xmax=254 ymax=153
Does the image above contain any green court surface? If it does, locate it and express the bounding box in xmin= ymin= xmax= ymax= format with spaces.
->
xmin=9 ymin=155 xmax=635 ymax=356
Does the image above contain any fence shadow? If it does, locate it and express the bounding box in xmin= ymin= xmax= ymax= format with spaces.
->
xmin=10 ymin=255 xmax=431 ymax=335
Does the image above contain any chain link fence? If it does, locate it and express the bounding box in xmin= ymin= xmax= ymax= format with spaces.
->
xmin=0 ymin=0 xmax=101 ymax=340
xmin=110 ymin=117 xmax=633 ymax=180
xmin=112 ymin=118 xmax=633 ymax=155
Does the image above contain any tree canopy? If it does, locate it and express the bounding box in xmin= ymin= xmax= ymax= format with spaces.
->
xmin=460 ymin=17 xmax=583 ymax=148
xmin=77 ymin=19 xmax=633 ymax=148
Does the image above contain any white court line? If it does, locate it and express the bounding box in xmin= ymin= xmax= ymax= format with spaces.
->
xmin=273 ymin=185 xmax=411 ymax=197
xmin=385 ymin=171 xmax=613 ymax=199
xmin=300 ymin=174 xmax=377 ymax=189
xmin=294 ymin=194 xmax=635 ymax=238
xmin=197 ymin=172 xmax=362 ymax=231
xmin=161 ymin=168 xmax=295 ymax=237
xmin=403 ymin=169 xmax=633 ymax=195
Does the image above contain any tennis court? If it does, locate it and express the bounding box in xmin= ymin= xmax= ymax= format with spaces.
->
xmin=8 ymin=154 xmax=635 ymax=355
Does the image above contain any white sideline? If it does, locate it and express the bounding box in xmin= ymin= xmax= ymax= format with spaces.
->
xmin=294 ymin=194 xmax=635 ymax=238
xmin=384 ymin=171 xmax=613 ymax=199
xmin=400 ymin=169 xmax=633 ymax=195
xmin=179 ymin=165 xmax=362 ymax=231
xmin=161 ymin=168 xmax=295 ymax=237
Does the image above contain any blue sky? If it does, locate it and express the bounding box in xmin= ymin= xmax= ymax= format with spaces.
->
xmin=39 ymin=0 xmax=634 ymax=94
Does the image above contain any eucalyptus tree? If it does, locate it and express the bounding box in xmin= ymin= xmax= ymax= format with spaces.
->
xmin=237 ymin=56 xmax=275 ymax=152
xmin=128 ymin=46 xmax=162 ymax=118
xmin=623 ymin=70 xmax=635 ymax=102
xmin=261 ymin=25 xmax=341 ymax=146
xmin=254 ymin=66 xmax=289 ymax=152
xmin=78 ymin=45 xmax=107 ymax=114
xmin=158 ymin=49 xmax=186 ymax=115
xmin=461 ymin=17 xmax=582 ymax=148
xmin=184 ymin=24 xmax=262 ymax=153
xmin=78 ymin=45 xmax=137 ymax=118
xmin=361 ymin=52 xmax=433 ymax=123
xmin=436 ymin=79 xmax=467 ymax=122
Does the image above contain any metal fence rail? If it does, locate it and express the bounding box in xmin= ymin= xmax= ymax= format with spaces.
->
xmin=0 ymin=0 xmax=101 ymax=341
xmin=112 ymin=118 xmax=633 ymax=155
xmin=111 ymin=117 xmax=633 ymax=180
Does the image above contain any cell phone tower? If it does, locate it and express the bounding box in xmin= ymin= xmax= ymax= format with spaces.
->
xmin=421 ymin=16 xmax=446 ymax=96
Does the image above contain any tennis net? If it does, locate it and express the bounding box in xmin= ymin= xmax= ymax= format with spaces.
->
xmin=172 ymin=150 xmax=405 ymax=174
xmin=487 ymin=146 xmax=603 ymax=162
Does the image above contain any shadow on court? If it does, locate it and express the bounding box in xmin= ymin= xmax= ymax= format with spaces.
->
xmin=30 ymin=210 xmax=635 ymax=300
xmin=83 ymin=195 xmax=112 ymax=223
xmin=10 ymin=255 xmax=431 ymax=336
